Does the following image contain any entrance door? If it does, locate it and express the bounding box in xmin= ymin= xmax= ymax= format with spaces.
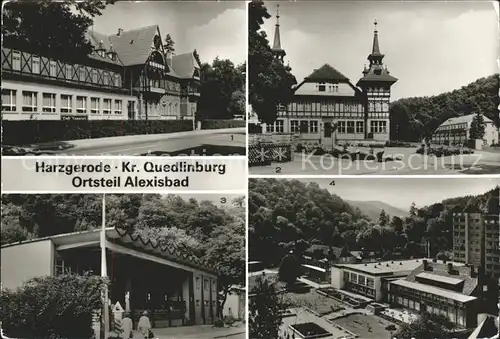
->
xmin=127 ymin=101 xmax=135 ymax=120
xmin=323 ymin=122 xmax=333 ymax=148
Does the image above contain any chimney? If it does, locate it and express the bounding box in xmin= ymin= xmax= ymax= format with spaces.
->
xmin=117 ymin=28 xmax=124 ymax=36
xmin=423 ymin=259 xmax=428 ymax=271
xmin=447 ymin=263 xmax=453 ymax=274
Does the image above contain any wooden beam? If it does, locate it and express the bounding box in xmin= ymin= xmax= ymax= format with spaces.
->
xmin=57 ymin=240 xmax=100 ymax=251
xmin=105 ymin=240 xmax=216 ymax=279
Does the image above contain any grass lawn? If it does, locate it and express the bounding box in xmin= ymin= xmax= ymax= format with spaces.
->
xmin=332 ymin=313 xmax=398 ymax=338
xmin=283 ymin=290 xmax=346 ymax=316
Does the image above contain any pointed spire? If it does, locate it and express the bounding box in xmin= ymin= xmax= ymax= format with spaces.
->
xmin=372 ymin=19 xmax=381 ymax=55
xmin=272 ymin=4 xmax=282 ymax=51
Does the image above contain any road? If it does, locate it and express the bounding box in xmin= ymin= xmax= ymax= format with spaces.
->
xmin=250 ymin=148 xmax=500 ymax=175
xmin=54 ymin=131 xmax=246 ymax=156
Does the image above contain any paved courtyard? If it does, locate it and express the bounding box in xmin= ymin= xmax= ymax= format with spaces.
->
xmin=280 ymin=307 xmax=352 ymax=339
xmin=130 ymin=324 xmax=246 ymax=339
xmin=250 ymin=148 xmax=500 ymax=175
xmin=333 ymin=313 xmax=397 ymax=339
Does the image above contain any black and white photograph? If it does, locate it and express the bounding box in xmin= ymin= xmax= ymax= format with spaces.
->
xmin=248 ymin=177 xmax=500 ymax=339
xmin=248 ymin=1 xmax=499 ymax=175
xmin=1 ymin=1 xmax=246 ymax=156
xmin=0 ymin=193 xmax=245 ymax=339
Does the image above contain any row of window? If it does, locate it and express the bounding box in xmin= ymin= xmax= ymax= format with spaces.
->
xmin=437 ymin=123 xmax=468 ymax=131
xmin=2 ymin=89 xmax=127 ymax=115
xmin=285 ymin=101 xmax=390 ymax=114
xmin=344 ymin=271 xmax=375 ymax=288
xmin=279 ymin=111 xmax=365 ymax=119
xmin=390 ymin=294 xmax=466 ymax=326
xmin=266 ymin=119 xmax=387 ymax=134
xmin=7 ymin=49 xmax=123 ymax=88
xmin=316 ymin=83 xmax=341 ymax=93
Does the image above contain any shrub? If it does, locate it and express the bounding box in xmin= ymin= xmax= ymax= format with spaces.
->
xmin=213 ymin=318 xmax=225 ymax=328
xmin=0 ymin=273 xmax=108 ymax=339
xmin=2 ymin=120 xmax=193 ymax=146
xmin=201 ymin=119 xmax=245 ymax=130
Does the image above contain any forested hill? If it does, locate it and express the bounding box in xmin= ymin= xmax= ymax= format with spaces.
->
xmin=390 ymin=74 xmax=499 ymax=141
xmin=249 ymin=179 xmax=499 ymax=266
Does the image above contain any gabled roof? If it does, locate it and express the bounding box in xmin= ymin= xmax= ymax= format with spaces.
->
xmin=305 ymin=64 xmax=349 ymax=82
xmin=440 ymin=113 xmax=493 ymax=127
xmin=172 ymin=52 xmax=200 ymax=79
xmin=108 ymin=25 xmax=159 ymax=66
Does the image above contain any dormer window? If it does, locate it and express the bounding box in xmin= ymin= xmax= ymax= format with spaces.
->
xmin=317 ymin=82 xmax=326 ymax=92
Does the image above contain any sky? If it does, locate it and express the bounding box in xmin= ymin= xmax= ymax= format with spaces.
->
xmin=261 ymin=1 xmax=498 ymax=101
xmin=92 ymin=1 xmax=246 ymax=65
xmin=287 ymin=177 xmax=500 ymax=210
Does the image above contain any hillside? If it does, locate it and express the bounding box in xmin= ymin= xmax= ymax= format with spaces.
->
xmin=249 ymin=179 xmax=499 ymax=266
xmin=390 ymin=74 xmax=499 ymax=141
xmin=345 ymin=200 xmax=409 ymax=220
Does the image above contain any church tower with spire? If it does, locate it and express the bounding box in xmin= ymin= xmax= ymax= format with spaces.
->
xmin=271 ymin=4 xmax=286 ymax=62
xmin=357 ymin=20 xmax=397 ymax=141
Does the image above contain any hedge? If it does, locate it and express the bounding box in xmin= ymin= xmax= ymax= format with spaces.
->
xmin=0 ymin=273 xmax=108 ymax=339
xmin=201 ymin=119 xmax=245 ymax=130
xmin=2 ymin=120 xmax=194 ymax=146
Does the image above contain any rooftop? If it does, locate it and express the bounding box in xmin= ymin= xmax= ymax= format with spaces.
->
xmin=416 ymin=272 xmax=464 ymax=285
xmin=404 ymin=261 xmax=477 ymax=295
xmin=390 ymin=279 xmax=477 ymax=303
xmin=334 ymin=259 xmax=427 ymax=275
xmin=1 ymin=228 xmax=214 ymax=274
xmin=439 ymin=113 xmax=494 ymax=127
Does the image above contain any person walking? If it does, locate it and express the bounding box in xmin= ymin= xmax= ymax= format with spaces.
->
xmin=138 ymin=311 xmax=152 ymax=339
xmin=122 ymin=312 xmax=133 ymax=339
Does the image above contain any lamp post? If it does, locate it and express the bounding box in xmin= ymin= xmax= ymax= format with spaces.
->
xmin=101 ymin=194 xmax=109 ymax=339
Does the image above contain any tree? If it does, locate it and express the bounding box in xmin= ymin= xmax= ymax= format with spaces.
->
xmin=248 ymin=0 xmax=297 ymax=124
xmin=396 ymin=312 xmax=454 ymax=339
xmin=164 ymin=33 xmax=175 ymax=53
xmin=229 ymin=90 xmax=246 ymax=117
xmin=249 ymin=275 xmax=285 ymax=339
xmin=2 ymin=0 xmax=114 ymax=62
xmin=203 ymin=219 xmax=245 ymax=318
xmin=0 ymin=273 xmax=108 ymax=338
xmin=198 ymin=58 xmax=245 ymax=119
xmin=378 ymin=209 xmax=389 ymax=227
xmin=278 ymin=252 xmax=301 ymax=285
xmin=409 ymin=202 xmax=418 ymax=217
xmin=470 ymin=111 xmax=486 ymax=140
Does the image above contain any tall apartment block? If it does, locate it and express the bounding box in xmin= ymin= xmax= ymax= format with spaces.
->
xmin=453 ymin=212 xmax=500 ymax=278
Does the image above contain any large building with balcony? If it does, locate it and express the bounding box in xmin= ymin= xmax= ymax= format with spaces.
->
xmin=453 ymin=212 xmax=500 ymax=279
xmin=264 ymin=9 xmax=397 ymax=144
xmin=1 ymin=25 xmax=201 ymax=121
xmin=431 ymin=114 xmax=499 ymax=147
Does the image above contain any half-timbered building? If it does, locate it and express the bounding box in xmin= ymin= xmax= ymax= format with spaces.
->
xmin=1 ymin=25 xmax=201 ymax=121
xmin=264 ymin=9 xmax=397 ymax=144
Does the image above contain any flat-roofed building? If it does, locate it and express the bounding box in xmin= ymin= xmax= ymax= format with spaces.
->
xmin=388 ymin=259 xmax=497 ymax=329
xmin=330 ymin=259 xmax=424 ymax=302
xmin=1 ymin=228 xmax=218 ymax=327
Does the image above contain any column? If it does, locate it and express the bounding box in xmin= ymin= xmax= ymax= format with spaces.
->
xmin=182 ymin=275 xmax=190 ymax=322
xmin=125 ymin=278 xmax=131 ymax=312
